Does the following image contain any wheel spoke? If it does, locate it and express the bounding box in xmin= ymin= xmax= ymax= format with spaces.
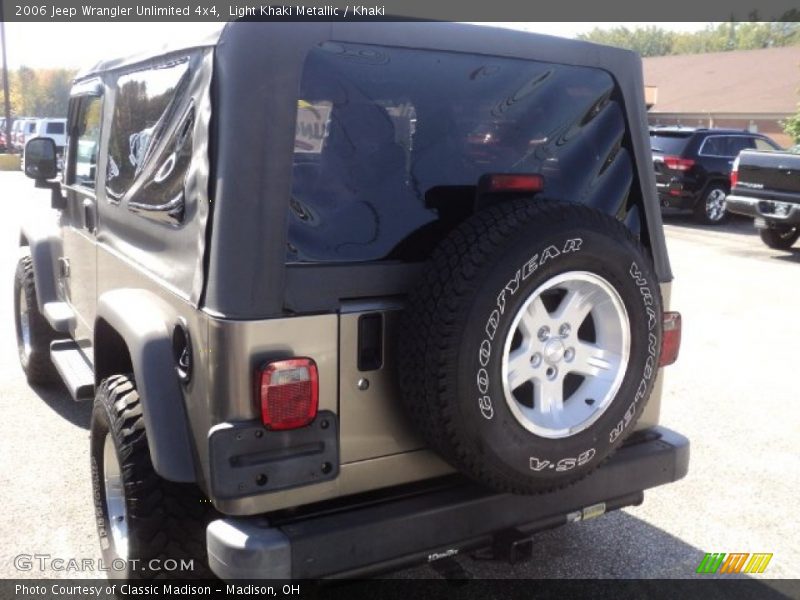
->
xmin=552 ymin=283 xmax=603 ymax=326
xmin=533 ymin=376 xmax=564 ymax=417
xmin=501 ymin=270 xmax=630 ymax=439
xmin=507 ymin=347 xmax=534 ymax=391
xmin=517 ymin=295 xmax=548 ymax=340
xmin=570 ymin=342 xmax=619 ymax=381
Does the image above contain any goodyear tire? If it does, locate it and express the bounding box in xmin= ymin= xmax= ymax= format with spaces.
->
xmin=399 ymin=200 xmax=663 ymax=494
xmin=91 ymin=374 xmax=217 ymax=579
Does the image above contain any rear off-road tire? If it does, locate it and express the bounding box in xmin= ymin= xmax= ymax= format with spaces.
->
xmin=90 ymin=374 xmax=217 ymax=579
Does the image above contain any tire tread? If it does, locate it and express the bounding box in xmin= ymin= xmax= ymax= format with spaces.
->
xmin=93 ymin=374 xmax=216 ymax=579
xmin=398 ymin=200 xmax=660 ymax=494
xmin=14 ymin=255 xmax=63 ymax=385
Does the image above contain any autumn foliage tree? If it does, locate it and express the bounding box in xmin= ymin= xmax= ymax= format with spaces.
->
xmin=4 ymin=66 xmax=76 ymax=117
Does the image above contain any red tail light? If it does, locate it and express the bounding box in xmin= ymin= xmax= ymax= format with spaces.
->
xmin=663 ymin=156 xmax=695 ymax=171
xmin=659 ymin=312 xmax=681 ymax=367
xmin=258 ymin=358 xmax=318 ymax=430
xmin=730 ymin=156 xmax=739 ymax=188
xmin=485 ymin=173 xmax=544 ymax=193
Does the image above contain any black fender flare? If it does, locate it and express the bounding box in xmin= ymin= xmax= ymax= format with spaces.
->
xmin=95 ymin=289 xmax=196 ymax=482
xmin=19 ymin=222 xmax=63 ymax=314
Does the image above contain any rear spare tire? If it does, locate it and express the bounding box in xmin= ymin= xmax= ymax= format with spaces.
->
xmin=399 ymin=200 xmax=663 ymax=494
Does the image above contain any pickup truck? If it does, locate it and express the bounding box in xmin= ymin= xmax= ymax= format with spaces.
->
xmin=727 ymin=147 xmax=800 ymax=249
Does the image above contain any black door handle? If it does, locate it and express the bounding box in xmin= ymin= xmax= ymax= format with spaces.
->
xmin=82 ymin=198 xmax=96 ymax=233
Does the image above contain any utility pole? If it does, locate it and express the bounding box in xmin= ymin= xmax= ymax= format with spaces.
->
xmin=0 ymin=10 xmax=12 ymax=151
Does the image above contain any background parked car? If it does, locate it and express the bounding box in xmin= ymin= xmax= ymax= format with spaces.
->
xmin=21 ymin=118 xmax=67 ymax=171
xmin=9 ymin=120 xmax=25 ymax=152
xmin=11 ymin=118 xmax=37 ymax=153
xmin=726 ymin=144 xmax=800 ymax=249
xmin=650 ymin=127 xmax=781 ymax=224
xmin=0 ymin=117 xmax=14 ymax=153
xmin=30 ymin=118 xmax=67 ymax=154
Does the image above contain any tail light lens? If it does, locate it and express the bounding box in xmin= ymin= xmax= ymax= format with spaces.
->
xmin=659 ymin=312 xmax=682 ymax=367
xmin=484 ymin=173 xmax=544 ymax=193
xmin=663 ymin=156 xmax=695 ymax=171
xmin=258 ymin=358 xmax=318 ymax=430
xmin=730 ymin=156 xmax=739 ymax=188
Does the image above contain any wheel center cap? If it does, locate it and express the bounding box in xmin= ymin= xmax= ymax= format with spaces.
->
xmin=543 ymin=339 xmax=566 ymax=364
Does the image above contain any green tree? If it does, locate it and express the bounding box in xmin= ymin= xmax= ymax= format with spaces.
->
xmin=8 ymin=66 xmax=76 ymax=118
xmin=579 ymin=22 xmax=800 ymax=57
xmin=12 ymin=66 xmax=39 ymax=115
xmin=35 ymin=69 xmax=74 ymax=116
xmin=577 ymin=26 xmax=674 ymax=57
xmin=784 ymin=104 xmax=800 ymax=144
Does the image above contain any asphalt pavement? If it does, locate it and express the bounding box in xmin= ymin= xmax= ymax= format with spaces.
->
xmin=0 ymin=171 xmax=798 ymax=590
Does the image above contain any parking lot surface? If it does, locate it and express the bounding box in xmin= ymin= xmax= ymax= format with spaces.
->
xmin=0 ymin=171 xmax=797 ymax=588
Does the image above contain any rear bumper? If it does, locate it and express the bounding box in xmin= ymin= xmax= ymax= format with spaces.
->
xmin=657 ymin=185 xmax=696 ymax=210
xmin=726 ymin=194 xmax=800 ymax=226
xmin=207 ymin=426 xmax=689 ymax=580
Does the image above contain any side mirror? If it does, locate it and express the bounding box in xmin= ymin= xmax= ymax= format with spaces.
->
xmin=25 ymin=137 xmax=66 ymax=210
xmin=24 ymin=137 xmax=58 ymax=181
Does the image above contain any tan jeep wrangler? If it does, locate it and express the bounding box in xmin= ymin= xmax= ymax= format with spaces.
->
xmin=17 ymin=21 xmax=686 ymax=579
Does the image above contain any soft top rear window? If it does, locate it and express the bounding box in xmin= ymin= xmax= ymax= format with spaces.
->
xmin=649 ymin=132 xmax=691 ymax=155
xmin=289 ymin=42 xmax=627 ymax=263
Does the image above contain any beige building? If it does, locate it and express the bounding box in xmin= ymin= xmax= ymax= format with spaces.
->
xmin=643 ymin=46 xmax=800 ymax=148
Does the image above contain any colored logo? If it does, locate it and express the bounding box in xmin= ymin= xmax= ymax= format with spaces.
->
xmin=696 ymin=553 xmax=772 ymax=574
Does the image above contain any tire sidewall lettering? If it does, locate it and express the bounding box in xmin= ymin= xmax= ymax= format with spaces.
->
xmin=475 ymin=237 xmax=583 ymax=430
xmin=473 ymin=238 xmax=660 ymax=476
xmin=608 ymin=263 xmax=659 ymax=444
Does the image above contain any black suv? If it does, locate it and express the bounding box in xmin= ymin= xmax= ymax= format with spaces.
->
xmin=650 ymin=127 xmax=781 ymax=224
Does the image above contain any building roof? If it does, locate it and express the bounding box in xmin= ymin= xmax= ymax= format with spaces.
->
xmin=643 ymin=46 xmax=800 ymax=115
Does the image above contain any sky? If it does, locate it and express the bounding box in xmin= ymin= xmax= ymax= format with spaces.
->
xmin=0 ymin=22 xmax=715 ymax=69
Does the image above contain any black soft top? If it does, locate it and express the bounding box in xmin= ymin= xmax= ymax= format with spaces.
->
xmin=77 ymin=22 xmax=671 ymax=319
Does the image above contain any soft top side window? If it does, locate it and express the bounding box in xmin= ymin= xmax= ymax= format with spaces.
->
xmin=66 ymin=95 xmax=103 ymax=189
xmin=105 ymin=60 xmax=193 ymax=225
